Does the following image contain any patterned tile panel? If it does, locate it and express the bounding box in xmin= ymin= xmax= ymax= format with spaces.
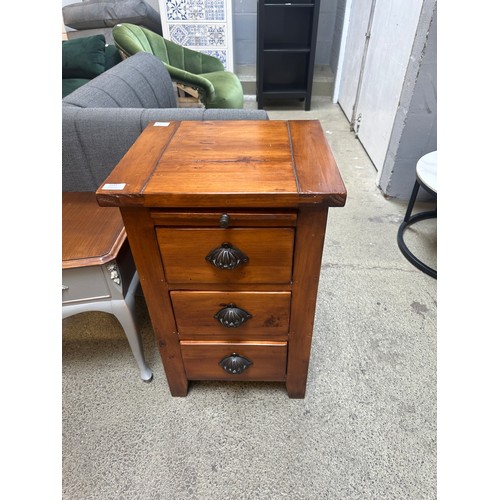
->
xmin=166 ymin=0 xmax=226 ymax=21
xmin=200 ymin=49 xmax=227 ymax=67
xmin=169 ymin=24 xmax=226 ymax=47
xmin=162 ymin=0 xmax=233 ymax=70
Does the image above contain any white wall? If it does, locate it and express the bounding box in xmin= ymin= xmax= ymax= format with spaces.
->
xmin=378 ymin=1 xmax=437 ymax=199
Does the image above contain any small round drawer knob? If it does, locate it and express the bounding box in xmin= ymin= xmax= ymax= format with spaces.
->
xmin=219 ymin=213 xmax=230 ymax=228
xmin=219 ymin=353 xmax=253 ymax=375
xmin=214 ymin=303 xmax=253 ymax=328
xmin=205 ymin=242 xmax=249 ymax=270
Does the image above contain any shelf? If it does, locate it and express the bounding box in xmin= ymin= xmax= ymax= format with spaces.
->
xmin=257 ymin=0 xmax=320 ymax=111
xmin=263 ymin=44 xmax=311 ymax=52
xmin=264 ymin=0 xmax=315 ymax=5
xmin=261 ymin=52 xmax=308 ymax=87
xmin=261 ymin=87 xmax=308 ymax=96
xmin=264 ymin=4 xmax=315 ymax=8
xmin=261 ymin=8 xmax=313 ymax=48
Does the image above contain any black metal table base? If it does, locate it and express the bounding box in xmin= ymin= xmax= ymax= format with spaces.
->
xmin=397 ymin=180 xmax=437 ymax=279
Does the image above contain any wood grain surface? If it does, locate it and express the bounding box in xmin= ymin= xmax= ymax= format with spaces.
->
xmin=62 ymin=192 xmax=125 ymax=269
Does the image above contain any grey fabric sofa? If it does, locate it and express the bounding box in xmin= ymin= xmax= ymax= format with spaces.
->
xmin=63 ymin=52 xmax=269 ymax=192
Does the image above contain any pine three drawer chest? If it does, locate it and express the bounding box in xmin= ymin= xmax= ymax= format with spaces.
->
xmin=96 ymin=120 xmax=346 ymax=398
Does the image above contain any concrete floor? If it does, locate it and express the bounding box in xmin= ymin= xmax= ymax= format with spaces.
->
xmin=62 ymin=98 xmax=437 ymax=499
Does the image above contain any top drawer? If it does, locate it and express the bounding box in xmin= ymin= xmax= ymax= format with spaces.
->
xmin=150 ymin=210 xmax=297 ymax=228
xmin=156 ymin=227 xmax=295 ymax=284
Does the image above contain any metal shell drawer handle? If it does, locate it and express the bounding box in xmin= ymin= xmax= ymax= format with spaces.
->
xmin=205 ymin=242 xmax=249 ymax=270
xmin=219 ymin=353 xmax=253 ymax=375
xmin=214 ymin=303 xmax=253 ymax=328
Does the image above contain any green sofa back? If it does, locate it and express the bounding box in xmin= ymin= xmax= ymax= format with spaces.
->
xmin=62 ymin=35 xmax=123 ymax=97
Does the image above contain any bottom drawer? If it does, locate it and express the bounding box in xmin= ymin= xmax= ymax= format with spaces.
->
xmin=180 ymin=341 xmax=287 ymax=381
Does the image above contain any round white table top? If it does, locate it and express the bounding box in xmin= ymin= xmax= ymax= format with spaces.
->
xmin=416 ymin=151 xmax=437 ymax=193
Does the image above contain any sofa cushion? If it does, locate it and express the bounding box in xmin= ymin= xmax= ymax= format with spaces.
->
xmin=63 ymin=0 xmax=162 ymax=34
xmin=62 ymin=44 xmax=123 ymax=98
xmin=62 ymin=34 xmax=106 ymax=79
xmin=104 ymin=43 xmax=123 ymax=70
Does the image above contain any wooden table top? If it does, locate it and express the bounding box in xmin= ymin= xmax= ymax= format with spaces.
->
xmin=62 ymin=192 xmax=126 ymax=269
xmin=96 ymin=120 xmax=347 ymax=209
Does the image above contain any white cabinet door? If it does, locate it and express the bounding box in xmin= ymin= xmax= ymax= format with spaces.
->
xmin=159 ymin=0 xmax=234 ymax=71
xmin=337 ymin=0 xmax=374 ymax=126
xmin=338 ymin=0 xmax=423 ymax=171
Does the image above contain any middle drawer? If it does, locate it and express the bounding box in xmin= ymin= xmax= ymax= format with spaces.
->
xmin=171 ymin=291 xmax=291 ymax=341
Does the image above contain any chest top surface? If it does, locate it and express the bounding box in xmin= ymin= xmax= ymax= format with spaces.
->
xmin=96 ymin=120 xmax=346 ymax=209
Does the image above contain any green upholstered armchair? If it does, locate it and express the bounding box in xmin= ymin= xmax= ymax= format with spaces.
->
xmin=112 ymin=23 xmax=244 ymax=109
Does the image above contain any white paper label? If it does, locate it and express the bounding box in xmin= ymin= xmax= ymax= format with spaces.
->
xmin=102 ymin=183 xmax=126 ymax=190
xmin=154 ymin=122 xmax=171 ymax=127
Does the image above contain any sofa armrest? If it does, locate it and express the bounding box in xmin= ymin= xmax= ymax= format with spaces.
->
xmin=62 ymin=107 xmax=269 ymax=192
xmin=63 ymin=52 xmax=179 ymax=109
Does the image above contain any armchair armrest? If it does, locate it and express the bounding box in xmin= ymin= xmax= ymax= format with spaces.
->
xmin=164 ymin=63 xmax=216 ymax=103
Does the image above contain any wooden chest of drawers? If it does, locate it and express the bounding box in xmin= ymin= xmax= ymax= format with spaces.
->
xmin=96 ymin=120 xmax=346 ymax=398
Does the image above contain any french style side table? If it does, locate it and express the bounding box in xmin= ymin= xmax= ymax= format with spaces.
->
xmin=62 ymin=192 xmax=153 ymax=382
xmin=96 ymin=120 xmax=346 ymax=398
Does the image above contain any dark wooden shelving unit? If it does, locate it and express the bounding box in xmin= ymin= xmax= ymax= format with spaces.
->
xmin=257 ymin=0 xmax=321 ymax=111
